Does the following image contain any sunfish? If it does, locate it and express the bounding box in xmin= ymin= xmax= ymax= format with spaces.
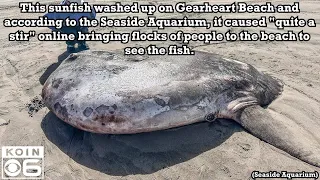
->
xmin=42 ymin=50 xmax=320 ymax=167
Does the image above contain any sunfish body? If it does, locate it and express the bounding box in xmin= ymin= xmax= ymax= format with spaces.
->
xmin=42 ymin=50 xmax=320 ymax=167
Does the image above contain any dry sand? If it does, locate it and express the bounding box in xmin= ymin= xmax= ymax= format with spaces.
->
xmin=0 ymin=0 xmax=320 ymax=179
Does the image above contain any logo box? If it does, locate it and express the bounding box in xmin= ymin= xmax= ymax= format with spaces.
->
xmin=1 ymin=146 xmax=44 ymax=179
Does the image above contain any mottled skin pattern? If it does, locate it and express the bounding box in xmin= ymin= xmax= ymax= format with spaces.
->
xmin=42 ymin=50 xmax=320 ymax=168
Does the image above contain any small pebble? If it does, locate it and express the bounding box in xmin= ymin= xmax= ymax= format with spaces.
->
xmin=0 ymin=118 xmax=10 ymax=126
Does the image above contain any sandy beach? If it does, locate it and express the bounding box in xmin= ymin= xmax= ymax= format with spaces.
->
xmin=0 ymin=0 xmax=320 ymax=179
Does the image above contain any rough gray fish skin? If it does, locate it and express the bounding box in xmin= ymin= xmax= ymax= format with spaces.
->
xmin=42 ymin=50 xmax=282 ymax=134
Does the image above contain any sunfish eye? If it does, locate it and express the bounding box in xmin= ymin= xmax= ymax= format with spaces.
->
xmin=205 ymin=113 xmax=217 ymax=122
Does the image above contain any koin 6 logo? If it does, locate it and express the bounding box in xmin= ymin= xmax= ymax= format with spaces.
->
xmin=2 ymin=146 xmax=44 ymax=179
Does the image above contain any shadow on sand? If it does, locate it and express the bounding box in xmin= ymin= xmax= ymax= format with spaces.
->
xmin=39 ymin=51 xmax=71 ymax=85
xmin=41 ymin=112 xmax=241 ymax=176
